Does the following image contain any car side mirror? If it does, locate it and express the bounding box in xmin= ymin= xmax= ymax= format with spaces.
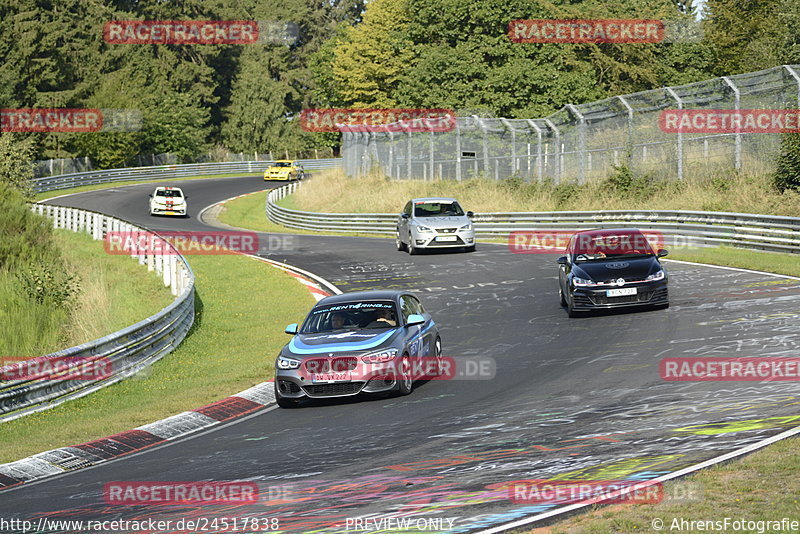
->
xmin=401 ymin=213 xmax=410 ymax=219
xmin=405 ymin=314 xmax=425 ymax=327
xmin=467 ymin=211 xmax=474 ymax=218
xmin=284 ymin=323 xmax=298 ymax=335
xmin=557 ymin=256 xmax=568 ymax=265
xmin=657 ymin=249 xmax=669 ymax=258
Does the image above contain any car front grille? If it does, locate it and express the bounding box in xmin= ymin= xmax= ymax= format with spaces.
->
xmin=304 ymin=357 xmax=358 ymax=373
xmin=427 ymin=237 xmax=466 ymax=246
xmin=437 ymin=228 xmax=458 ymax=234
xmin=303 ymin=382 xmax=364 ymax=397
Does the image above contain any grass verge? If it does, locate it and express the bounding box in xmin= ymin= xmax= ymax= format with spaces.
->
xmin=34 ymin=173 xmax=262 ymax=201
xmin=0 ymin=252 xmax=315 ymax=464
xmin=527 ymin=435 xmax=800 ymax=533
xmin=1 ymin=229 xmax=173 ymax=357
xmin=215 ymin=188 xmax=388 ymax=238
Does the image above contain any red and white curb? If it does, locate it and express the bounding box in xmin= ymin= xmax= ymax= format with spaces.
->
xmin=0 ymin=259 xmax=340 ymax=491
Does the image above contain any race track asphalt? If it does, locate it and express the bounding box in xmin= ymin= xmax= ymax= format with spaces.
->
xmin=3 ymin=176 xmax=800 ymax=533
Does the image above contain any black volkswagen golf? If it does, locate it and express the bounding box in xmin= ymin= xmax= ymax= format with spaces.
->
xmin=557 ymin=228 xmax=669 ymax=317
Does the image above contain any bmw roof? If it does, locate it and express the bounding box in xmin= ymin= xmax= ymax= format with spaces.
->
xmin=572 ymin=228 xmax=647 ymax=237
xmin=411 ymin=197 xmax=459 ymax=203
xmin=315 ymin=290 xmax=408 ymax=306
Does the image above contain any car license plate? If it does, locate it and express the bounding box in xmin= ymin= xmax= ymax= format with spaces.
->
xmin=607 ymin=287 xmax=637 ymax=297
xmin=435 ymin=236 xmax=457 ymax=242
xmin=311 ymin=373 xmax=351 ymax=383
xmin=165 ymin=211 xmax=175 ymax=215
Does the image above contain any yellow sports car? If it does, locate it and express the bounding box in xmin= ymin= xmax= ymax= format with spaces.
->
xmin=264 ymin=160 xmax=305 ymax=181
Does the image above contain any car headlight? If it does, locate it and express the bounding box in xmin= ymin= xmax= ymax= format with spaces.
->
xmin=277 ymin=356 xmax=301 ymax=370
xmin=416 ymin=225 xmax=434 ymax=233
xmin=646 ymin=270 xmax=665 ymax=281
xmin=459 ymin=223 xmax=472 ymax=231
xmin=361 ymin=348 xmax=398 ymax=363
xmin=572 ymin=276 xmax=595 ymax=287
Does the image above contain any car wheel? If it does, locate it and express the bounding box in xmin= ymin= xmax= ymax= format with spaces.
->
xmin=274 ymin=383 xmax=300 ymax=408
xmin=559 ymin=286 xmax=567 ymax=307
xmin=431 ymin=337 xmax=443 ymax=377
xmin=396 ymin=354 xmax=413 ymax=395
xmin=567 ymin=293 xmax=581 ymax=318
xmin=408 ymin=234 xmax=419 ymax=255
xmin=396 ymin=232 xmax=407 ymax=251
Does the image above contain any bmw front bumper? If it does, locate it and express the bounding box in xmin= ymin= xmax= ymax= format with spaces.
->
xmin=275 ymin=359 xmax=405 ymax=400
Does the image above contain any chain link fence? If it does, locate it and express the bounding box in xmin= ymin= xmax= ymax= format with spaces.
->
xmin=33 ymin=150 xmax=279 ymax=178
xmin=342 ymin=64 xmax=800 ymax=183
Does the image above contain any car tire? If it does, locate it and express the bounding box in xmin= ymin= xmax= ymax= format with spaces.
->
xmin=559 ymin=286 xmax=567 ymax=307
xmin=431 ymin=337 xmax=443 ymax=377
xmin=274 ymin=383 xmax=299 ymax=408
xmin=395 ymin=354 xmax=413 ymax=395
xmin=408 ymin=234 xmax=419 ymax=255
xmin=567 ymin=293 xmax=581 ymax=318
xmin=396 ymin=232 xmax=407 ymax=251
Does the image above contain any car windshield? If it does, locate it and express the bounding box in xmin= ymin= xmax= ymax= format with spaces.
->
xmin=300 ymin=301 xmax=399 ymax=333
xmin=155 ymin=190 xmax=182 ymax=198
xmin=273 ymin=162 xmax=291 ymax=167
xmin=573 ymin=232 xmax=654 ymax=261
xmin=414 ymin=201 xmax=464 ymax=217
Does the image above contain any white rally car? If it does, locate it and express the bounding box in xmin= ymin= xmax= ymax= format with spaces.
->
xmin=149 ymin=186 xmax=188 ymax=217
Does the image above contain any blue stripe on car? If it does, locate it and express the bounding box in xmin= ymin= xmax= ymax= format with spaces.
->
xmin=289 ymin=329 xmax=397 ymax=354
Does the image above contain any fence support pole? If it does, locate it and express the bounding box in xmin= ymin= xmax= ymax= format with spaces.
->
xmin=722 ymin=76 xmax=741 ymax=171
xmin=501 ymin=118 xmax=516 ymax=177
xmin=472 ymin=116 xmax=491 ymax=177
xmin=566 ymin=105 xmax=586 ymax=184
xmin=527 ymin=120 xmax=543 ymax=183
xmin=388 ymin=131 xmax=395 ymax=178
xmin=617 ymin=95 xmax=635 ymax=168
xmin=429 ymin=131 xmax=435 ymax=181
xmin=406 ymin=125 xmax=412 ymax=180
xmin=785 ymin=65 xmax=800 ymax=106
xmin=455 ymin=122 xmax=462 ymax=182
xmin=543 ymin=119 xmax=561 ymax=184
xmin=666 ymin=87 xmax=684 ymax=180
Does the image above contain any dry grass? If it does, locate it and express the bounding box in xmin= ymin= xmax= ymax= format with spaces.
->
xmin=292 ymin=169 xmax=800 ymax=216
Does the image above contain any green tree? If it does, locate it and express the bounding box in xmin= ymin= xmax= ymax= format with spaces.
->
xmin=0 ymin=134 xmax=35 ymax=199
xmin=703 ymin=0 xmax=787 ymax=75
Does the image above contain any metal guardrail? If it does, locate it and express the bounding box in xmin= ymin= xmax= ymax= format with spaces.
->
xmin=267 ymin=182 xmax=800 ymax=253
xmin=0 ymin=205 xmax=195 ymax=422
xmin=32 ymin=158 xmax=342 ymax=193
